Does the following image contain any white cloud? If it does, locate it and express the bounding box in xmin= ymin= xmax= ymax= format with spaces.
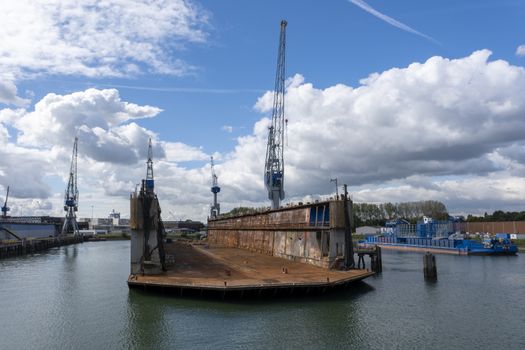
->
xmin=0 ymin=88 xmax=163 ymax=198
xmin=0 ymin=79 xmax=30 ymax=106
xmin=233 ymin=50 xmax=525 ymax=215
xmin=517 ymin=45 xmax=525 ymax=57
xmin=352 ymin=174 xmax=525 ymax=215
xmin=2 ymin=50 xmax=525 ymax=221
xmin=163 ymin=142 xmax=208 ymax=162
xmin=0 ymin=87 xmax=214 ymax=219
xmin=0 ymin=0 xmax=209 ymax=79
xmin=222 ymin=125 xmax=233 ymax=133
xmin=12 ymin=89 xmax=162 ymax=162
xmin=0 ymin=145 xmax=53 ymax=198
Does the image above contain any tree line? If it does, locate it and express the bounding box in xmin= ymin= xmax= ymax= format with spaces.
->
xmin=466 ymin=210 xmax=525 ymax=222
xmin=352 ymin=200 xmax=449 ymax=227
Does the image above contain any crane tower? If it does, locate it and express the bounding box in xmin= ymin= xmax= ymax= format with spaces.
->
xmin=210 ymin=156 xmax=220 ymax=218
xmin=146 ymin=138 xmax=154 ymax=192
xmin=1 ymin=186 xmax=10 ymax=218
xmin=62 ymin=137 xmax=80 ymax=235
xmin=130 ymin=138 xmax=166 ymax=274
xmin=265 ymin=20 xmax=287 ymax=210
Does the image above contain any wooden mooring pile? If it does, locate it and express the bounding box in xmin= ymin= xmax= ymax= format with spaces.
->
xmin=356 ymin=245 xmax=383 ymax=273
xmin=0 ymin=235 xmax=85 ymax=259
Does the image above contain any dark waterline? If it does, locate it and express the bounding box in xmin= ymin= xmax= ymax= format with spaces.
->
xmin=0 ymin=241 xmax=524 ymax=349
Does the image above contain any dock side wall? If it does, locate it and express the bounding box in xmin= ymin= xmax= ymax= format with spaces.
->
xmin=208 ymin=201 xmax=350 ymax=269
xmin=130 ymin=193 xmax=162 ymax=275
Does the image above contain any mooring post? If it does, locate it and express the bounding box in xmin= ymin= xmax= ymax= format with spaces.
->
xmin=357 ymin=254 xmax=365 ymax=269
xmin=376 ymin=245 xmax=382 ymax=273
xmin=423 ymin=252 xmax=437 ymax=280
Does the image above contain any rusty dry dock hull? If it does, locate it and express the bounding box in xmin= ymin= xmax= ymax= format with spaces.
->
xmin=127 ymin=242 xmax=374 ymax=298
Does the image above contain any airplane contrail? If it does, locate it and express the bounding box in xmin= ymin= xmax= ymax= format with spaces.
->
xmin=349 ymin=0 xmax=440 ymax=45
xmin=87 ymin=83 xmax=265 ymax=94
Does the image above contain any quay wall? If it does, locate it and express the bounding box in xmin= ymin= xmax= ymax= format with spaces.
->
xmin=208 ymin=200 xmax=351 ymax=269
xmin=461 ymin=221 xmax=525 ymax=235
xmin=0 ymin=235 xmax=85 ymax=259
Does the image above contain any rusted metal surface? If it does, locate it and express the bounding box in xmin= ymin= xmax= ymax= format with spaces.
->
xmin=130 ymin=189 xmax=165 ymax=274
xmin=128 ymin=241 xmax=374 ymax=293
xmin=208 ymin=200 xmax=354 ymax=269
xmin=129 ymin=194 xmax=140 ymax=230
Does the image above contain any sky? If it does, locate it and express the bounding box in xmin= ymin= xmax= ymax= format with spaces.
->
xmin=0 ymin=0 xmax=524 ymax=221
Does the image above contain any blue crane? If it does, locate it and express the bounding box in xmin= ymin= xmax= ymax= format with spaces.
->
xmin=145 ymin=138 xmax=154 ymax=192
xmin=62 ymin=137 xmax=79 ymax=235
xmin=210 ymin=156 xmax=220 ymax=218
xmin=1 ymin=186 xmax=10 ymax=218
xmin=265 ymin=20 xmax=287 ymax=210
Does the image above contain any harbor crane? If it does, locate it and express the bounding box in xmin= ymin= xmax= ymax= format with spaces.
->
xmin=62 ymin=137 xmax=80 ymax=235
xmin=265 ymin=20 xmax=287 ymax=210
xmin=210 ymin=156 xmax=220 ymax=218
xmin=132 ymin=138 xmax=166 ymax=272
xmin=1 ymin=186 xmax=10 ymax=218
xmin=146 ymin=138 xmax=154 ymax=192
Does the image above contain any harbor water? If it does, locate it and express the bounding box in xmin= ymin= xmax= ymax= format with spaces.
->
xmin=0 ymin=241 xmax=524 ymax=349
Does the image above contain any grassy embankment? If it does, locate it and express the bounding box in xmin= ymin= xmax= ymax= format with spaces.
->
xmin=101 ymin=232 xmax=130 ymax=240
xmin=514 ymin=239 xmax=525 ymax=250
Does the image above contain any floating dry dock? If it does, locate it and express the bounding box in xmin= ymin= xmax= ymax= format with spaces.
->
xmin=128 ymin=190 xmax=376 ymax=297
xmin=128 ymin=241 xmax=374 ymax=297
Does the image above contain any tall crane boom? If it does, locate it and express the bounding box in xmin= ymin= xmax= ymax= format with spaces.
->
xmin=62 ymin=137 xmax=79 ymax=235
xmin=210 ymin=156 xmax=220 ymax=218
xmin=265 ymin=20 xmax=287 ymax=210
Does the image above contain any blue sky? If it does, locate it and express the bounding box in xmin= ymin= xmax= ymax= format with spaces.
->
xmin=15 ymin=0 xmax=525 ymax=153
xmin=1 ymin=0 xmax=525 ymax=220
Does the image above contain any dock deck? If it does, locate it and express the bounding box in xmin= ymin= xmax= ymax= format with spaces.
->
xmin=127 ymin=241 xmax=375 ymax=297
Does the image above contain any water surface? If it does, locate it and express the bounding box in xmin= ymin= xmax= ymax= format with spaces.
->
xmin=1 ymin=241 xmax=523 ymax=349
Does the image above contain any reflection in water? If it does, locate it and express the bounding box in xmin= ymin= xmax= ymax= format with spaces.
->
xmin=63 ymin=244 xmax=79 ymax=259
xmin=126 ymin=291 xmax=168 ymax=349
xmin=124 ymin=281 xmax=376 ymax=349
